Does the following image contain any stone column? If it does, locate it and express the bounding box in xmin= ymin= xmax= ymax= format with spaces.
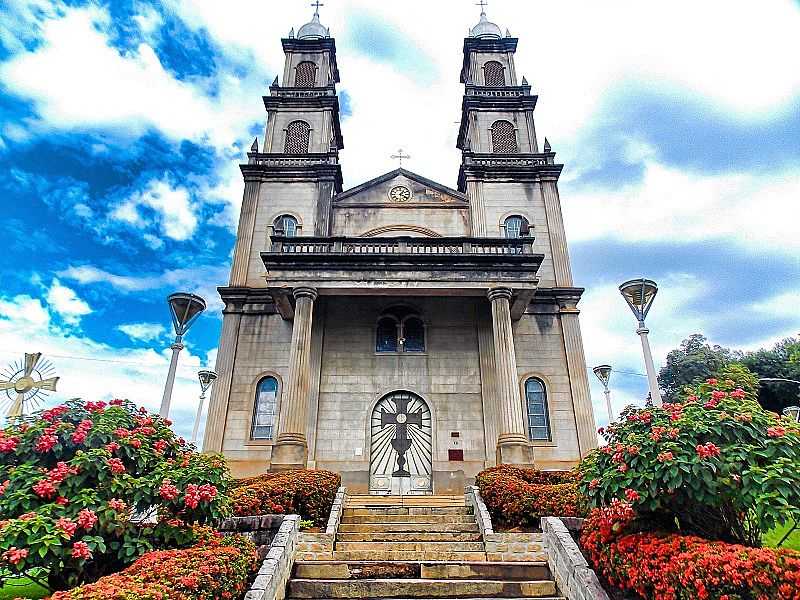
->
xmin=559 ymin=300 xmax=599 ymax=456
xmin=229 ymin=176 xmax=260 ymax=287
xmin=202 ymin=302 xmax=243 ymax=453
xmin=271 ymin=287 xmax=318 ymax=470
xmin=466 ymin=180 xmax=487 ymax=236
xmin=541 ymin=178 xmax=574 ymax=287
xmin=487 ymin=288 xmax=531 ymax=465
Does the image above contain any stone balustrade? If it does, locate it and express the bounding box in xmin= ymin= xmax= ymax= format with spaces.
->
xmin=270 ymin=236 xmax=535 ymax=256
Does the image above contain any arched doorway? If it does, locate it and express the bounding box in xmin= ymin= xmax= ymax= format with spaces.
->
xmin=369 ymin=391 xmax=433 ymax=495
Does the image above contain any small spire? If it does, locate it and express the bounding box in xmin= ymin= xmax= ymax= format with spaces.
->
xmin=289 ymin=27 xmax=295 ymax=38
xmin=251 ymin=138 xmax=259 ymax=152
xmin=543 ymin=138 xmax=552 ymax=153
xmin=521 ymin=76 xmax=528 ymax=86
xmin=271 ymin=75 xmax=279 ymax=87
xmin=326 ymin=26 xmax=331 ymax=37
xmin=505 ymin=28 xmax=511 ymax=37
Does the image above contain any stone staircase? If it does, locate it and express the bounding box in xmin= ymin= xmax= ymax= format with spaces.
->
xmin=287 ymin=494 xmax=564 ymax=600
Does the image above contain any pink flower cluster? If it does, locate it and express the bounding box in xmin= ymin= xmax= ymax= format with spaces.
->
xmin=183 ymin=483 xmax=218 ymax=509
xmin=2 ymin=547 xmax=29 ymax=565
xmin=76 ymin=508 xmax=97 ymax=530
xmin=767 ymin=426 xmax=787 ymax=438
xmin=71 ymin=419 xmax=93 ymax=445
xmin=107 ymin=457 xmax=126 ymax=474
xmin=32 ymin=461 xmax=79 ymax=499
xmin=108 ymin=498 xmax=127 ymax=512
xmin=624 ymin=488 xmax=640 ymax=502
xmin=84 ymin=401 xmax=107 ymax=412
xmin=42 ymin=405 xmax=69 ymax=422
xmin=153 ymin=439 xmax=168 ymax=454
xmin=696 ymin=442 xmax=721 ymax=459
xmin=657 ymin=451 xmax=674 ymax=463
xmin=0 ymin=480 xmax=9 ymax=496
xmin=34 ymin=425 xmax=60 ymax=453
xmin=57 ymin=517 xmax=78 ymax=538
xmin=159 ymin=480 xmax=180 ymax=501
xmin=0 ymin=433 xmax=19 ymax=453
xmin=110 ymin=398 xmax=125 ymax=406
xmin=71 ymin=541 xmax=92 ymax=560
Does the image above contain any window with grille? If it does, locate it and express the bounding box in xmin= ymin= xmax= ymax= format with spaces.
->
xmin=525 ymin=378 xmax=551 ymax=441
xmin=274 ymin=214 xmax=298 ymax=237
xmin=251 ymin=376 xmax=278 ymax=440
xmin=295 ymin=61 xmax=317 ymax=87
xmin=484 ymin=61 xmax=506 ymax=86
xmin=491 ymin=120 xmax=519 ymax=153
xmin=504 ymin=216 xmax=529 ymax=238
xmin=284 ymin=120 xmax=311 ymax=153
xmin=376 ymin=307 xmax=425 ymax=353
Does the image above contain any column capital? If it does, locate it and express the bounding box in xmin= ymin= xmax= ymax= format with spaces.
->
xmin=293 ymin=286 xmax=318 ymax=301
xmin=487 ymin=287 xmax=513 ymax=302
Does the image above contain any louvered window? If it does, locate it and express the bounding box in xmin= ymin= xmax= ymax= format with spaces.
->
xmin=295 ymin=61 xmax=317 ymax=87
xmin=484 ymin=61 xmax=505 ymax=86
xmin=491 ymin=120 xmax=519 ymax=154
xmin=284 ymin=120 xmax=311 ymax=153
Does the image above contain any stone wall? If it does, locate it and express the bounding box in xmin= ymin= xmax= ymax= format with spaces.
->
xmin=464 ymin=485 xmax=493 ymax=539
xmin=244 ymin=514 xmax=300 ymax=600
xmin=218 ymin=514 xmax=286 ymax=547
xmin=541 ymin=517 xmax=609 ymax=600
xmin=295 ymin=486 xmax=346 ymax=560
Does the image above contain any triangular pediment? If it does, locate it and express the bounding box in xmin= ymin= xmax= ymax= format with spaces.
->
xmin=335 ymin=168 xmax=468 ymax=206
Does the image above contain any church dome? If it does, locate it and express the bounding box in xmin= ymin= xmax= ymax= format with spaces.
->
xmin=470 ymin=10 xmax=502 ymax=39
xmin=298 ymin=11 xmax=328 ymax=39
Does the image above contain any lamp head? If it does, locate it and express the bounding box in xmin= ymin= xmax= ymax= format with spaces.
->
xmin=167 ymin=293 xmax=206 ymax=336
xmin=619 ymin=278 xmax=658 ymax=323
xmin=783 ymin=406 xmax=800 ymax=422
xmin=593 ymin=364 xmax=612 ymax=387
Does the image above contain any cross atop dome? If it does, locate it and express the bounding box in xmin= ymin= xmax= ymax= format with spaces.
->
xmin=297 ymin=0 xmax=330 ymax=39
xmin=470 ymin=0 xmax=502 ymax=38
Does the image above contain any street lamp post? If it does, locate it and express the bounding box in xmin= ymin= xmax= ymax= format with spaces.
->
xmin=159 ymin=293 xmax=206 ymax=418
xmin=192 ymin=370 xmax=217 ymax=444
xmin=593 ymin=364 xmax=614 ymax=422
xmin=619 ymin=278 xmax=663 ymax=406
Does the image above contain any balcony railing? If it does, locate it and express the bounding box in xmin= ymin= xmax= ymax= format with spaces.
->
xmin=247 ymin=152 xmax=339 ymax=167
xmin=462 ymin=153 xmax=554 ymax=167
xmin=465 ymin=85 xmax=530 ymax=98
xmin=268 ymin=85 xmax=337 ymax=99
xmin=269 ymin=236 xmax=535 ymax=256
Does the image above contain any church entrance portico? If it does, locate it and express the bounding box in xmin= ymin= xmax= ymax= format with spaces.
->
xmin=369 ymin=391 xmax=432 ymax=495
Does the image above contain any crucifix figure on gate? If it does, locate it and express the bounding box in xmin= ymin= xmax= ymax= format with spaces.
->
xmin=380 ymin=396 xmax=423 ymax=477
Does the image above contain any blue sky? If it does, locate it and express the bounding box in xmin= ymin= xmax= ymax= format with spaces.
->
xmin=1 ymin=0 xmax=799 ymax=438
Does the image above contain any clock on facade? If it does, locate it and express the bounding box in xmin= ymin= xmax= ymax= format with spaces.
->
xmin=388 ymin=185 xmax=412 ymax=202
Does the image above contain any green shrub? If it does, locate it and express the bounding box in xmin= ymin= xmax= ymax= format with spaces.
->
xmin=579 ymin=378 xmax=800 ymax=546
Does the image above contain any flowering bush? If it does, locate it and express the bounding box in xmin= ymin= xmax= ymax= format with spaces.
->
xmin=579 ymin=378 xmax=800 ymax=545
xmin=230 ymin=469 xmax=340 ymax=527
xmin=581 ymin=504 xmax=800 ymax=600
xmin=0 ymin=399 xmax=231 ymax=591
xmin=49 ymin=534 xmax=258 ymax=600
xmin=475 ymin=465 xmax=586 ymax=529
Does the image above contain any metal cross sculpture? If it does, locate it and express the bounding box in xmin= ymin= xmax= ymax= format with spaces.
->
xmin=311 ymin=0 xmax=324 ymax=15
xmin=391 ymin=148 xmax=410 ymax=168
xmin=0 ymin=352 xmax=59 ymax=418
xmin=380 ymin=396 xmax=423 ymax=477
xmin=476 ymin=0 xmax=488 ymax=13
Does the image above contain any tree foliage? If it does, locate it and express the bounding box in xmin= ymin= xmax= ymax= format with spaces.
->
xmin=0 ymin=399 xmax=231 ymax=591
xmin=657 ymin=334 xmax=735 ymax=403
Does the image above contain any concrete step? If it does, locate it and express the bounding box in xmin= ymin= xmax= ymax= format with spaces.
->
xmin=336 ymin=541 xmax=485 ymax=552
xmin=288 ymin=597 xmax=565 ymax=600
xmin=343 ymin=507 xmax=473 ymax=517
xmin=332 ymin=551 xmax=487 ymax=562
xmin=293 ymin=561 xmax=551 ymax=581
xmin=346 ymin=495 xmax=465 ymax=508
xmin=337 ymin=532 xmax=483 ymax=542
xmin=288 ymin=578 xmax=558 ymax=598
xmin=338 ymin=523 xmax=480 ymax=534
xmin=341 ymin=514 xmax=475 ymax=524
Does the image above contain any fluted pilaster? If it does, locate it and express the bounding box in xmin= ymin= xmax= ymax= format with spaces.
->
xmin=271 ymin=287 xmax=318 ymax=469
xmin=202 ymin=309 xmax=242 ymax=453
xmin=229 ymin=177 xmax=260 ymax=286
xmin=487 ymin=287 xmax=531 ymax=465
xmin=541 ymin=180 xmax=574 ymax=287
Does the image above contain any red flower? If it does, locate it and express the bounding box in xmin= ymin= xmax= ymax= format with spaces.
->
xmin=0 ymin=436 xmax=19 ymax=452
xmin=730 ymin=388 xmax=746 ymax=399
xmin=85 ymin=400 xmax=107 ymax=412
xmin=624 ymin=488 xmax=640 ymax=502
xmin=32 ymin=478 xmax=57 ymax=499
xmin=153 ymin=439 xmax=168 ymax=454
xmin=113 ymin=427 xmax=130 ymax=438
xmin=71 ymin=541 xmax=92 ymax=560
xmin=767 ymin=426 xmax=786 ymax=438
xmin=589 ymin=478 xmax=600 ymax=490
xmin=706 ymin=378 xmax=718 ymax=385
xmin=128 ymin=438 xmax=142 ymax=449
xmin=34 ymin=434 xmax=58 ymax=453
xmin=18 ymin=512 xmax=36 ymax=521
xmin=2 ymin=547 xmax=29 ymax=565
xmin=657 ymin=451 xmax=674 ymax=463
xmin=77 ymin=509 xmax=98 ymax=530
xmin=0 ymin=479 xmax=8 ymax=496
xmin=104 ymin=442 xmax=120 ymax=453
xmin=55 ymin=496 xmax=69 ymax=506
xmin=107 ymin=457 xmax=126 ymax=474
xmin=110 ymin=398 xmax=125 ymax=405
xmin=108 ymin=498 xmax=127 ymax=512
xmin=57 ymin=517 xmax=78 ymax=538
xmin=159 ymin=480 xmax=180 ymax=501
xmin=41 ymin=405 xmax=69 ymax=422
xmin=696 ymin=442 xmax=721 ymax=459
xmin=617 ymin=464 xmax=629 ymax=473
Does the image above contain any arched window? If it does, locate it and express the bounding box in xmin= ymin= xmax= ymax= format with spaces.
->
xmin=295 ymin=61 xmax=317 ymax=87
xmin=284 ymin=120 xmax=311 ymax=153
xmin=375 ymin=307 xmax=425 ymax=353
xmin=483 ymin=61 xmax=506 ymax=86
xmin=525 ymin=378 xmax=551 ymax=441
xmin=491 ymin=120 xmax=519 ymax=154
xmin=274 ymin=214 xmax=298 ymax=237
xmin=503 ymin=215 xmax=529 ymax=238
xmin=251 ymin=376 xmax=278 ymax=440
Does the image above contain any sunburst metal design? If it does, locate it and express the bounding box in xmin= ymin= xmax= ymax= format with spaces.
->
xmin=0 ymin=353 xmax=59 ymax=418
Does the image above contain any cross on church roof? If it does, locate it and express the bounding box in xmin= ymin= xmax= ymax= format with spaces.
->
xmin=311 ymin=0 xmax=324 ymax=16
xmin=391 ymin=148 xmax=410 ymax=167
xmin=476 ymin=0 xmax=488 ymax=14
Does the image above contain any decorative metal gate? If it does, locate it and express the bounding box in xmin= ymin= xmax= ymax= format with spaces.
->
xmin=369 ymin=391 xmax=432 ymax=495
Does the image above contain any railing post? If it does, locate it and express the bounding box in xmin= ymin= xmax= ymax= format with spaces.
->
xmin=333 ymin=240 xmax=343 ymax=253
xmin=272 ymin=237 xmax=284 ymax=253
xmin=522 ymin=239 xmax=534 ymax=254
xmin=398 ymin=239 xmax=408 ymax=253
xmin=462 ymin=241 xmax=472 ymax=254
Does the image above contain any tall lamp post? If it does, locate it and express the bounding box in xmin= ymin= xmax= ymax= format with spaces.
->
xmin=160 ymin=292 xmax=206 ymax=418
xmin=619 ymin=278 xmax=663 ymax=406
xmin=192 ymin=370 xmax=217 ymax=444
xmin=593 ymin=364 xmax=614 ymax=422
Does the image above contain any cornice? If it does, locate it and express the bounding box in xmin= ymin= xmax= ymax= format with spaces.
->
xmin=240 ymin=157 xmax=343 ymax=192
xmin=457 ymin=152 xmax=563 ymax=190
xmin=281 ymin=37 xmax=340 ymax=83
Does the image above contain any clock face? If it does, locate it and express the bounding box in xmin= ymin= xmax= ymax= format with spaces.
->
xmin=389 ymin=185 xmax=412 ymax=202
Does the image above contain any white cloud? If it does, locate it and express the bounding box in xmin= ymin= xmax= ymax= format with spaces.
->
xmin=46 ymin=279 xmax=92 ymax=325
xmin=117 ymin=322 xmax=167 ymax=342
xmin=112 ymin=179 xmax=198 ymax=241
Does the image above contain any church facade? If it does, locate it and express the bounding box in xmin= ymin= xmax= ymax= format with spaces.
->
xmin=203 ymin=8 xmax=598 ymax=494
